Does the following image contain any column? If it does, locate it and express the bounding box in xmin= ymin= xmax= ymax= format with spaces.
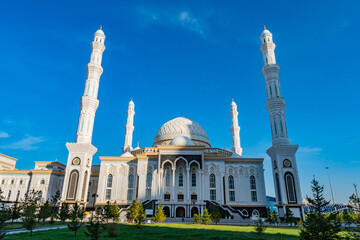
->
xmin=186 ymin=168 xmax=190 ymax=201
xmin=171 ymin=167 xmax=175 ymax=201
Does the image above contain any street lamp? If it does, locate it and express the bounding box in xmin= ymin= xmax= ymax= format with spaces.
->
xmin=325 ymin=167 xmax=337 ymax=212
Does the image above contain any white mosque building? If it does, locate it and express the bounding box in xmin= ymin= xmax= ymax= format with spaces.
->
xmin=0 ymin=27 xmax=303 ymax=220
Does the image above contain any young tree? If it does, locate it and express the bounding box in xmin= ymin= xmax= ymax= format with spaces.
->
xmin=135 ymin=203 xmax=146 ymax=229
xmin=193 ymin=214 xmax=201 ymax=225
xmin=9 ymin=202 xmax=20 ymax=224
xmin=284 ymin=207 xmax=295 ymax=225
xmin=85 ymin=210 xmax=103 ymax=240
xmin=38 ymin=201 xmax=52 ymax=223
xmin=254 ymin=217 xmax=267 ymax=236
xmin=211 ymin=206 xmax=221 ymax=224
xmin=152 ymin=205 xmax=166 ymax=223
xmin=126 ymin=199 xmax=139 ymax=223
xmin=102 ymin=201 xmax=120 ymax=223
xmin=67 ymin=204 xmax=84 ymax=237
xmin=50 ymin=190 xmax=60 ymax=224
xmin=344 ymin=193 xmax=360 ymax=239
xmin=201 ymin=209 xmax=212 ymax=225
xmin=299 ymin=177 xmax=341 ymax=240
xmin=21 ymin=189 xmax=41 ymax=237
xmin=58 ymin=203 xmax=70 ymax=223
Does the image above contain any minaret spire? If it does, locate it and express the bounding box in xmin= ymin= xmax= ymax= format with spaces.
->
xmin=230 ymin=99 xmax=243 ymax=156
xmin=122 ymin=99 xmax=135 ymax=153
xmin=75 ymin=27 xmax=106 ymax=143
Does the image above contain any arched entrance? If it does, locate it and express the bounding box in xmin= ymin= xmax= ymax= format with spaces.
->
xmin=163 ymin=206 xmax=170 ymax=217
xmin=176 ymin=206 xmax=185 ymax=218
xmin=191 ymin=207 xmax=199 ymax=217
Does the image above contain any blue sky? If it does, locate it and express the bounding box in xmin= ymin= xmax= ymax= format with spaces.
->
xmin=1 ymin=0 xmax=359 ymax=203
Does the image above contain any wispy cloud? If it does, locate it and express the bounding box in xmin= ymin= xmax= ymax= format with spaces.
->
xmin=0 ymin=135 xmax=45 ymax=150
xmin=0 ymin=132 xmax=10 ymax=138
xmin=297 ymin=146 xmax=322 ymax=156
xmin=137 ymin=7 xmax=208 ymax=38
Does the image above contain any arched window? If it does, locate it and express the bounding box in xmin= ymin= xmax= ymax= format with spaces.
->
xmin=179 ymin=173 xmax=183 ymax=187
xmin=269 ymin=85 xmax=273 ymax=97
xmin=11 ymin=179 xmax=14 ymax=184
xmin=210 ymin=174 xmax=216 ymax=188
xmin=7 ymin=191 xmax=11 ymax=200
xmin=20 ymin=179 xmax=23 ymax=185
xmin=165 ymin=172 xmax=170 ymax=187
xmin=250 ymin=176 xmax=257 ymax=202
xmin=107 ymin=174 xmax=113 ymax=188
xmin=67 ymin=170 xmax=79 ymax=200
xmin=275 ymin=84 xmax=278 ymax=96
xmin=127 ymin=174 xmax=134 ymax=201
xmin=285 ymin=172 xmax=297 ymax=203
xmin=192 ymin=173 xmax=196 ymax=187
xmin=16 ymin=190 xmax=20 ymax=201
xmin=280 ymin=119 xmax=284 ymax=133
xmin=275 ymin=173 xmax=282 ymax=203
xmin=146 ymin=173 xmax=152 ymax=199
xmin=228 ymin=175 xmax=234 ymax=189
xmin=81 ymin=171 xmax=88 ymax=201
xmin=40 ymin=179 xmax=45 ymax=185
xmin=39 ymin=191 xmax=43 ymax=200
xmin=274 ymin=120 xmax=277 ymax=134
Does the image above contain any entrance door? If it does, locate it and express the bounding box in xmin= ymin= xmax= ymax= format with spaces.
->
xmin=163 ymin=206 xmax=170 ymax=217
xmin=176 ymin=207 xmax=185 ymax=218
xmin=191 ymin=207 xmax=199 ymax=217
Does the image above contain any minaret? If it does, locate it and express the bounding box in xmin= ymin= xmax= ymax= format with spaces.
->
xmin=260 ymin=27 xmax=303 ymax=219
xmin=230 ymin=99 xmax=243 ymax=156
xmin=122 ymin=99 xmax=135 ymax=153
xmin=61 ymin=27 xmax=106 ymax=204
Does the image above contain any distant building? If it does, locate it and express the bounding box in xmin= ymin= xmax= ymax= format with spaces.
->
xmin=266 ymin=196 xmax=277 ymax=212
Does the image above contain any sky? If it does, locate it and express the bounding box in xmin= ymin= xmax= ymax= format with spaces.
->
xmin=0 ymin=0 xmax=359 ymax=204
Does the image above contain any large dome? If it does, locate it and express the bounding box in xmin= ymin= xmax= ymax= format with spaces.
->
xmin=153 ymin=117 xmax=210 ymax=147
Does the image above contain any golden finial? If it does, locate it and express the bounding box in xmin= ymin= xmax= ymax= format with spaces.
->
xmin=264 ymin=25 xmax=266 ymax=30
xmin=100 ymin=25 xmax=102 ymax=30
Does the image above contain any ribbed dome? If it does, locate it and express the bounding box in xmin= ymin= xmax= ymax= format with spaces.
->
xmin=153 ymin=117 xmax=210 ymax=147
xmin=95 ymin=29 xmax=105 ymax=37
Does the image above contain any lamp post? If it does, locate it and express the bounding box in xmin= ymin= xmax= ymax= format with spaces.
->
xmin=325 ymin=167 xmax=336 ymax=212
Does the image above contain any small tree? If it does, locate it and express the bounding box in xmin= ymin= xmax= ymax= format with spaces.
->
xmin=265 ymin=209 xmax=273 ymax=225
xmin=21 ymin=189 xmax=40 ymax=237
xmin=85 ymin=210 xmax=103 ymax=240
xmin=152 ymin=205 xmax=166 ymax=223
xmin=284 ymin=207 xmax=295 ymax=225
xmin=299 ymin=177 xmax=341 ymax=240
xmin=0 ymin=188 xmax=9 ymax=239
xmin=67 ymin=204 xmax=84 ymax=237
xmin=126 ymin=199 xmax=139 ymax=223
xmin=135 ymin=203 xmax=146 ymax=229
xmin=201 ymin=209 xmax=212 ymax=225
xmin=344 ymin=193 xmax=360 ymax=239
xmin=102 ymin=201 xmax=120 ymax=223
xmin=193 ymin=214 xmax=201 ymax=224
xmin=254 ymin=217 xmax=267 ymax=235
xmin=38 ymin=201 xmax=52 ymax=223
xmin=50 ymin=190 xmax=60 ymax=224
xmin=211 ymin=206 xmax=221 ymax=224
xmin=58 ymin=203 xmax=70 ymax=223
xmin=9 ymin=202 xmax=20 ymax=224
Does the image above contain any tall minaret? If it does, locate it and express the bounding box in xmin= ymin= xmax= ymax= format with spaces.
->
xmin=230 ymin=99 xmax=242 ymax=156
xmin=122 ymin=99 xmax=135 ymax=153
xmin=61 ymin=27 xmax=106 ymax=204
xmin=260 ymin=27 xmax=303 ymax=219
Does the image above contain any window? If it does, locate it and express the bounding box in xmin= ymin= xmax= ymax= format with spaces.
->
xmin=39 ymin=191 xmax=43 ymax=200
xmin=87 ymin=192 xmax=90 ymax=202
xmin=269 ymin=85 xmax=273 ymax=97
xmin=179 ymin=173 xmax=183 ymax=187
xmin=274 ymin=120 xmax=277 ymax=134
xmin=210 ymin=174 xmax=216 ymax=188
xmin=229 ymin=191 xmax=235 ymax=201
xmin=250 ymin=176 xmax=256 ymax=190
xmin=127 ymin=189 xmax=133 ymax=201
xmin=11 ymin=179 xmax=14 ymax=184
xmin=191 ymin=194 xmax=197 ymax=201
xmin=20 ymin=180 xmax=23 ymax=185
xmin=228 ymin=175 xmax=234 ymax=189
xmin=280 ymin=120 xmax=284 ymax=133
xmin=275 ymin=84 xmax=278 ymax=96
xmin=128 ymin=174 xmax=134 ymax=188
xmin=1 ymin=180 xmax=4 ymax=184
xmin=285 ymin=173 xmax=297 ymax=203
xmin=146 ymin=173 xmax=152 ymax=199
xmin=16 ymin=190 xmax=20 ymax=201
xmin=251 ymin=191 xmax=257 ymax=202
xmin=192 ymin=173 xmax=196 ymax=187
xmin=178 ymin=194 xmax=184 ymax=202
xmin=105 ymin=189 xmax=111 ymax=200
xmin=7 ymin=191 xmax=11 ymax=200
xmin=164 ymin=193 xmax=170 ymax=201
xmin=107 ymin=174 xmax=113 ymax=188
xmin=81 ymin=171 xmax=88 ymax=201
xmin=210 ymin=189 xmax=216 ymax=201
xmin=67 ymin=170 xmax=79 ymax=200
xmin=40 ymin=179 xmax=45 ymax=185
xmin=275 ymin=173 xmax=282 ymax=203
xmin=165 ymin=172 xmax=170 ymax=187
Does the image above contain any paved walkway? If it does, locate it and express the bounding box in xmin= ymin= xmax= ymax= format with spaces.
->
xmin=6 ymin=225 xmax=67 ymax=235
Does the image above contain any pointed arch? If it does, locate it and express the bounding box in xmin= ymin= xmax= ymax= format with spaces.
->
xmin=67 ymin=170 xmax=79 ymax=200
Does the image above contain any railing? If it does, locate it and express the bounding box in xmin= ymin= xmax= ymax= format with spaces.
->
xmin=204 ymin=148 xmax=233 ymax=157
xmin=131 ymin=147 xmax=159 ymax=156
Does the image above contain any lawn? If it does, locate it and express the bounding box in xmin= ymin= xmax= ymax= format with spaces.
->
xmin=4 ymin=223 xmax=300 ymax=240
xmin=4 ymin=221 xmax=64 ymax=230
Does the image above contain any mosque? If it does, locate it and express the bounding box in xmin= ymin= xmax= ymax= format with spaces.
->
xmin=0 ymin=27 xmax=303 ymax=220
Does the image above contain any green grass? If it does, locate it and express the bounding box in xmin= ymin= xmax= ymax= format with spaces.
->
xmin=4 ymin=221 xmax=64 ymax=230
xmin=4 ymin=223 xmax=300 ymax=240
